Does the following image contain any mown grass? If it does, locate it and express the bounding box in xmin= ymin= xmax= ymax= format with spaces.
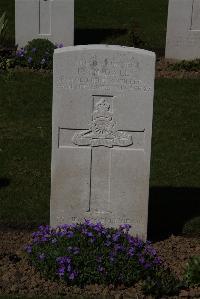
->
xmin=75 ymin=0 xmax=168 ymax=51
xmin=151 ymin=79 xmax=200 ymax=187
xmin=0 ymin=0 xmax=168 ymax=52
xmin=0 ymin=72 xmax=52 ymax=227
xmin=0 ymin=72 xmax=199 ymax=234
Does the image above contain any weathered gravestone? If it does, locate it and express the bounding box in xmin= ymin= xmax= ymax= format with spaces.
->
xmin=51 ymin=45 xmax=155 ymax=240
xmin=15 ymin=0 xmax=74 ymax=47
xmin=166 ymin=0 xmax=200 ymax=60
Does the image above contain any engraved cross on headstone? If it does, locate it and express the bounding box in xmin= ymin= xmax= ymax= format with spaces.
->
xmin=39 ymin=0 xmax=52 ymax=35
xmin=58 ymin=95 xmax=145 ymax=215
xmin=191 ymin=0 xmax=200 ymax=30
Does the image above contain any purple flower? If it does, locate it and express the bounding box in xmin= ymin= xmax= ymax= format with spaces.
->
xmin=56 ymin=231 xmax=66 ymax=237
xmin=128 ymin=247 xmax=135 ymax=257
xmin=57 ymin=267 xmax=65 ymax=277
xmin=31 ymin=48 xmax=36 ymax=52
xmin=96 ymin=255 xmax=102 ymax=262
xmin=97 ymin=266 xmax=104 ymax=272
xmin=127 ymin=236 xmax=143 ymax=248
xmin=16 ymin=48 xmax=25 ymax=58
xmin=70 ymin=223 xmax=77 ymax=228
xmin=146 ymin=240 xmax=152 ymax=245
xmin=67 ymin=246 xmax=80 ymax=255
xmin=109 ymin=252 xmax=116 ymax=262
xmin=109 ymin=256 xmax=115 ymax=262
xmin=86 ymin=231 xmax=93 ymax=237
xmin=55 ymin=42 xmax=64 ymax=48
xmin=38 ymin=253 xmax=45 ymax=260
xmin=154 ymin=256 xmax=162 ymax=265
xmin=84 ymin=219 xmax=94 ymax=226
xmin=145 ymin=246 xmax=157 ymax=256
xmin=69 ymin=271 xmax=76 ymax=280
xmin=58 ymin=224 xmax=70 ymax=230
xmin=24 ymin=245 xmax=32 ymax=253
xmin=101 ymin=228 xmax=108 ymax=235
xmin=32 ymin=237 xmax=40 ymax=244
xmin=93 ymin=222 xmax=103 ymax=232
xmin=66 ymin=231 xmax=74 ymax=238
xmin=105 ymin=240 xmax=111 ymax=247
xmin=112 ymin=231 xmax=121 ymax=242
xmin=73 ymin=247 xmax=80 ymax=255
xmin=81 ymin=228 xmax=88 ymax=235
xmin=67 ymin=264 xmax=72 ymax=272
xmin=41 ymin=236 xmax=48 ymax=242
xmin=32 ymin=232 xmax=38 ymax=237
xmin=137 ymin=239 xmax=144 ymax=248
xmin=119 ymin=224 xmax=131 ymax=232
xmin=38 ymin=225 xmax=51 ymax=232
xmin=28 ymin=56 xmax=32 ymax=63
xmin=114 ymin=244 xmax=124 ymax=251
xmin=144 ymin=263 xmax=152 ymax=269
xmin=139 ymin=256 xmax=145 ymax=265
xmin=56 ymin=256 xmax=71 ymax=265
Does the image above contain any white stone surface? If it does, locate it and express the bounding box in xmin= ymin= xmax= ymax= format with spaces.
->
xmin=15 ymin=0 xmax=74 ymax=47
xmin=166 ymin=0 xmax=200 ymax=60
xmin=51 ymin=45 xmax=155 ymax=240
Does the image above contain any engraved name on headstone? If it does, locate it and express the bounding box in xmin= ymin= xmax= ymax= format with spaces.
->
xmin=166 ymin=0 xmax=200 ymax=59
xmin=15 ymin=0 xmax=74 ymax=47
xmin=50 ymin=45 xmax=155 ymax=240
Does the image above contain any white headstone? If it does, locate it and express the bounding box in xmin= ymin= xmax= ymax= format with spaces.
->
xmin=15 ymin=0 xmax=74 ymax=47
xmin=166 ymin=0 xmax=200 ymax=60
xmin=50 ymin=45 xmax=155 ymax=240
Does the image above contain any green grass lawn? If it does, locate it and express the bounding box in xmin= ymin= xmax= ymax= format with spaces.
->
xmin=0 ymin=0 xmax=168 ymax=52
xmin=0 ymin=72 xmax=199 ymax=234
xmin=0 ymin=72 xmax=52 ymax=227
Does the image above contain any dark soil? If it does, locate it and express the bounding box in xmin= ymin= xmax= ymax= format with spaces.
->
xmin=0 ymin=229 xmax=200 ymax=298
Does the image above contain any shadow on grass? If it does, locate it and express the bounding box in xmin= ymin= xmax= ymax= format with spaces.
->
xmin=148 ymin=187 xmax=200 ymax=241
xmin=0 ymin=177 xmax=10 ymax=189
xmin=75 ymin=28 xmax=127 ymax=45
xmin=74 ymin=28 xmax=164 ymax=56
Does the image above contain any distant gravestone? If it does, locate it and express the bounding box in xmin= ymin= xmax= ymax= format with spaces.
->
xmin=15 ymin=0 xmax=74 ymax=47
xmin=50 ymin=45 xmax=155 ymax=240
xmin=166 ymin=0 xmax=200 ymax=60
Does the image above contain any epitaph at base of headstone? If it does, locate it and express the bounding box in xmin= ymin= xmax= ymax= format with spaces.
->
xmin=15 ymin=0 xmax=74 ymax=47
xmin=166 ymin=0 xmax=200 ymax=60
xmin=50 ymin=45 xmax=155 ymax=240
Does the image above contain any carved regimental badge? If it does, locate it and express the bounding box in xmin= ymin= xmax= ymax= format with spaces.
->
xmin=72 ymin=99 xmax=133 ymax=148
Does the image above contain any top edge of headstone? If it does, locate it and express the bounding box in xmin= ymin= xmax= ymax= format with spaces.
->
xmin=54 ymin=44 xmax=155 ymax=58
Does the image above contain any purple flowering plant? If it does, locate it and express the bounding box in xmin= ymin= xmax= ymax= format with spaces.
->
xmin=24 ymin=219 xmax=180 ymax=293
xmin=15 ymin=38 xmax=59 ymax=70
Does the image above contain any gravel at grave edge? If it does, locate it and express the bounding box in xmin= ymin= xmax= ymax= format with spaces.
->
xmin=0 ymin=230 xmax=200 ymax=299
